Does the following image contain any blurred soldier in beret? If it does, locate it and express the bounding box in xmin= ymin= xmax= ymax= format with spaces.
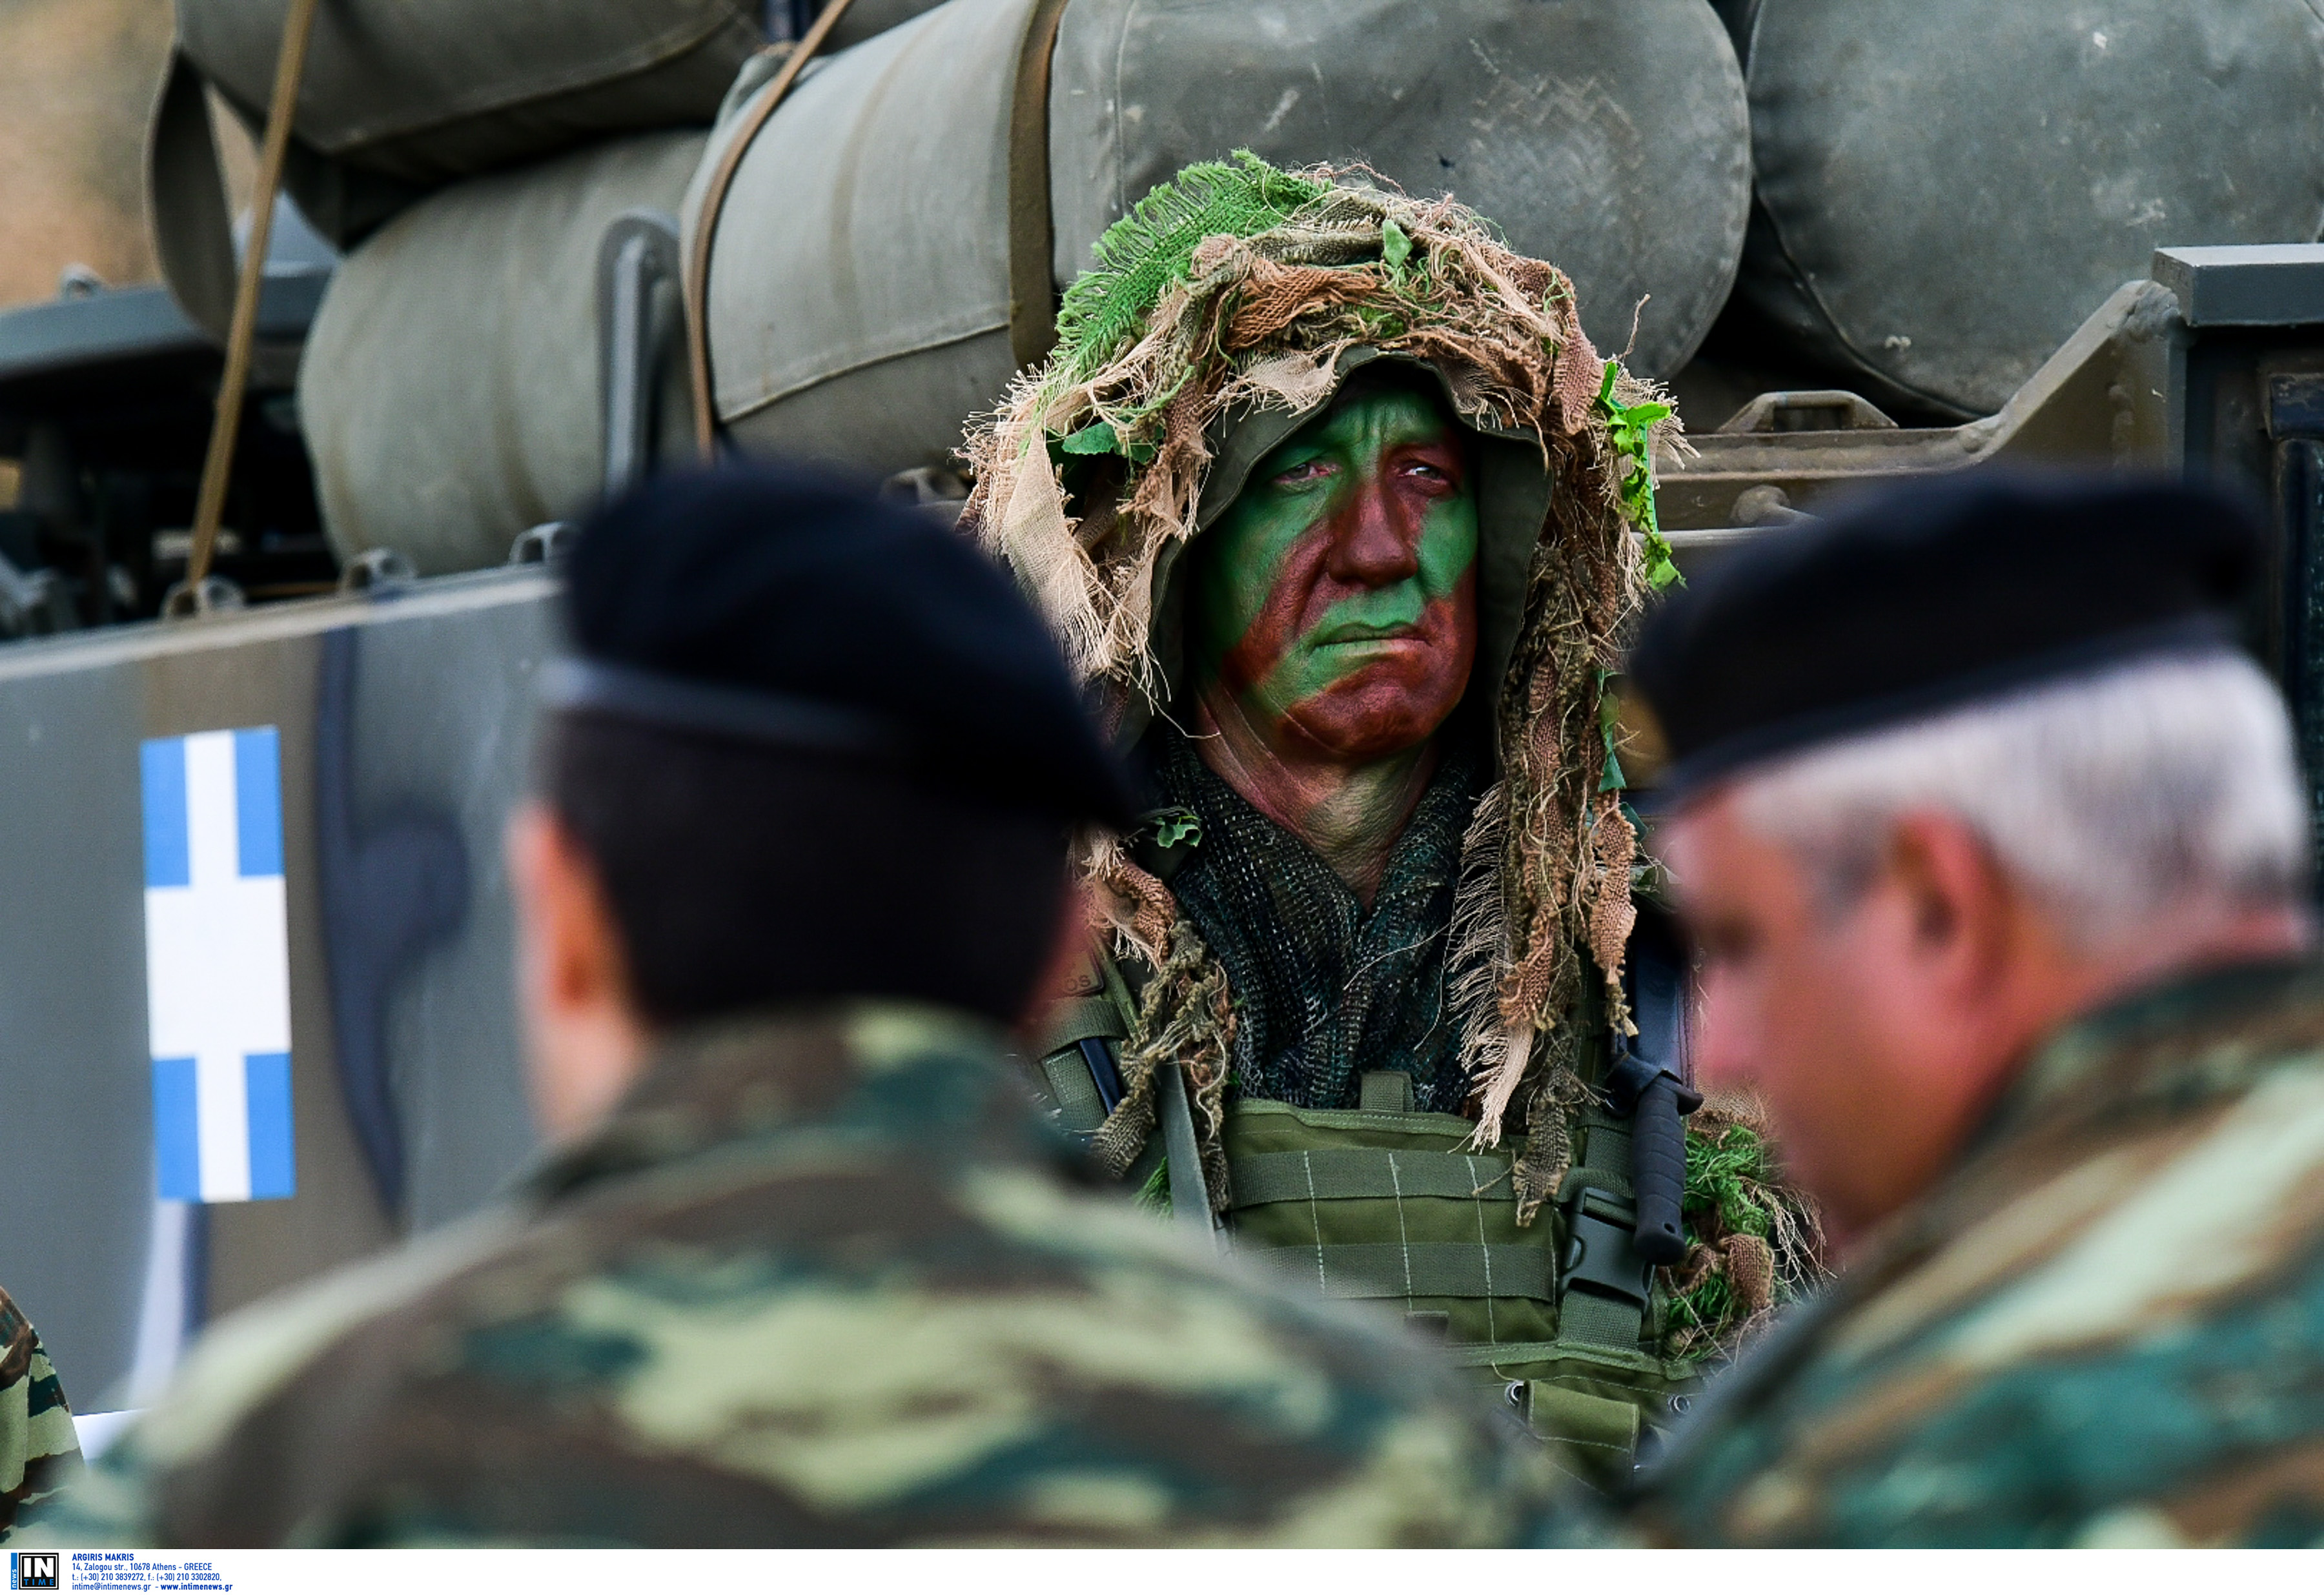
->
xmin=0 ymin=1286 xmax=79 ymax=1541
xmin=1615 ymin=470 xmax=2324 ymax=1546
xmin=48 ymin=465 xmax=1553 ymax=1547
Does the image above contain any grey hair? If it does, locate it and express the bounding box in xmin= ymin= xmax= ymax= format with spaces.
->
xmin=1730 ymin=651 xmax=2312 ymax=948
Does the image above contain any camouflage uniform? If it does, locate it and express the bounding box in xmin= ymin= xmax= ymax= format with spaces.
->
xmin=0 ymin=1286 xmax=79 ymax=1541
xmin=1624 ymin=957 xmax=2324 ymax=1547
xmin=54 ymin=1003 xmax=1553 ymax=1546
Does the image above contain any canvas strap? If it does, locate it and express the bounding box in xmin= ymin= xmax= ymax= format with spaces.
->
xmin=1156 ymin=1062 xmax=1214 ymax=1242
xmin=1006 ymin=0 xmax=1074 ymax=369
xmin=178 ymin=0 xmax=321 ymax=611
xmin=682 ymin=0 xmax=866 ymax=460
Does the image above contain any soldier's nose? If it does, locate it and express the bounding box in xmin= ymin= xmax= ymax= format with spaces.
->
xmin=1328 ymin=483 xmax=1422 ymax=587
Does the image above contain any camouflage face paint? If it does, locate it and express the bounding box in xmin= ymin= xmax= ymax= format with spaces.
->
xmin=1188 ymin=386 xmax=1480 ymax=766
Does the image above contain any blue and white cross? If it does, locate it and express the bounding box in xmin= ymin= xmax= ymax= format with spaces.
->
xmin=140 ymin=727 xmax=296 ymax=1203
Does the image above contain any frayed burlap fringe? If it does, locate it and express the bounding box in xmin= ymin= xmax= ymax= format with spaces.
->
xmin=1661 ymin=1093 xmax=1831 ymax=1361
xmin=964 ymin=165 xmax=1665 ymax=1199
xmin=1458 ymin=404 xmax=1652 ymax=1220
xmin=1083 ymin=847 xmax=1236 ymax=1210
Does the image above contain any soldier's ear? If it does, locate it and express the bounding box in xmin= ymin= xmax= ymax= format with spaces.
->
xmin=507 ymin=802 xmax=651 ymax=1140
xmin=508 ymin=803 xmax=631 ymax=1011
xmin=1883 ymin=809 xmax=2013 ymax=985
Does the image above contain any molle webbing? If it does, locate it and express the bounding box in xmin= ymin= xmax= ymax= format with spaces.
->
xmin=1230 ymin=1133 xmax=1553 ymax=1301
xmin=1259 ymin=1243 xmax=1554 ymax=1304
xmin=1227 ymin=1148 xmax=1516 ymax=1208
xmin=1220 ymin=1090 xmax=1681 ymax=1361
xmin=1024 ymin=960 xmax=1684 ymax=1386
xmin=1217 ymin=1090 xmax=1691 ymax=1488
xmin=1221 ymin=1091 xmax=1565 ymax=1354
xmin=1011 ymin=1032 xmax=1700 ymax=1481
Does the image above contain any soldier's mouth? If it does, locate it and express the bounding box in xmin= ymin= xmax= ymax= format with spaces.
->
xmin=1313 ymin=620 xmax=1422 ymax=647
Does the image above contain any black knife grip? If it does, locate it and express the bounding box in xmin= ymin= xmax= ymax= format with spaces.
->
xmin=1631 ymin=1071 xmax=1693 ymax=1265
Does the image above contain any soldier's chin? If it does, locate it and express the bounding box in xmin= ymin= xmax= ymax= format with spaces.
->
xmin=1287 ymin=673 xmax=1465 ymax=762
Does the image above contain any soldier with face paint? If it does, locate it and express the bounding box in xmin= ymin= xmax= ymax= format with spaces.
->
xmin=1188 ymin=378 xmax=1478 ymax=897
xmin=966 ymin=157 xmax=1815 ymax=1484
xmin=1167 ymin=372 xmax=1488 ymax=1116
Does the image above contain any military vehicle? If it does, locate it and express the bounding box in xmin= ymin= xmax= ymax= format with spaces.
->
xmin=4 ymin=0 xmax=2323 ymax=1433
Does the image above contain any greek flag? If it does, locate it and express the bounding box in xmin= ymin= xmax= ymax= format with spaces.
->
xmin=141 ymin=727 xmax=295 ymax=1203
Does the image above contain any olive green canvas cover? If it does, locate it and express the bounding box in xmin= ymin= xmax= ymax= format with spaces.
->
xmin=700 ymin=0 xmax=1748 ymax=481
xmin=300 ymin=131 xmax=706 ymax=573
xmin=1048 ymin=0 xmax=1749 ymax=380
xmin=152 ymin=1 xmax=952 ymax=337
xmin=181 ymin=0 xmax=761 ymax=190
xmin=822 ymin=0 xmax=954 ymax=51
xmin=1740 ymin=0 xmax=2324 ymax=418
xmin=694 ymin=0 xmax=1042 ymax=478
xmin=156 ymin=0 xmax=755 ymax=283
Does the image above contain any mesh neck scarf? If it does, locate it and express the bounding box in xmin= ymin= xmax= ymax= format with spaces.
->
xmin=1153 ymin=726 xmax=1483 ymax=1113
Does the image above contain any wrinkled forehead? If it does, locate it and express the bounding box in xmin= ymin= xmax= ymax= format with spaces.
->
xmin=1199 ymin=354 xmax=1482 ymax=530
xmin=1252 ymin=368 xmax=1463 ymax=465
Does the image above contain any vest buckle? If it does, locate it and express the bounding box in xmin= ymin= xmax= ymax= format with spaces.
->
xmin=1559 ymin=1186 xmax=1656 ymax=1309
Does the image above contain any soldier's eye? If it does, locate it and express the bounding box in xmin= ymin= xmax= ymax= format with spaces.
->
xmin=1272 ymin=459 xmax=1336 ymax=487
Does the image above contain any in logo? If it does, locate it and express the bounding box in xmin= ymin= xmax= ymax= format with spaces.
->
xmin=9 ymin=1551 xmax=57 ymax=1590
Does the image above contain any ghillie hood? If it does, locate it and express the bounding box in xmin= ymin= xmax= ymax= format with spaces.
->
xmin=961 ymin=153 xmax=1680 ymax=1223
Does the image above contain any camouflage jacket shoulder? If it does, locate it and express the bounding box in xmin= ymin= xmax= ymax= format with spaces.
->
xmin=56 ymin=1002 xmax=1553 ymax=1547
xmin=0 ymin=1285 xmax=80 ymax=1541
xmin=1629 ymin=957 xmax=2324 ymax=1547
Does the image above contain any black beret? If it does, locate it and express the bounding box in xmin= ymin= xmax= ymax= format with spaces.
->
xmin=1631 ymin=469 xmax=2267 ymax=803
xmin=556 ymin=462 xmax=1136 ymax=828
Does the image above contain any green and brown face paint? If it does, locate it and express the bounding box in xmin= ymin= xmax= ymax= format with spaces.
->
xmin=1187 ymin=384 xmax=1480 ymax=766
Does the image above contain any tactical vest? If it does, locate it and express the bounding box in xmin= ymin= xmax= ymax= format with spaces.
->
xmin=1030 ymin=956 xmax=1698 ymax=1488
